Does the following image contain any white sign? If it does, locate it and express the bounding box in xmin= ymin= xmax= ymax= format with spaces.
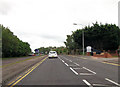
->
xmin=86 ymin=46 xmax=92 ymax=52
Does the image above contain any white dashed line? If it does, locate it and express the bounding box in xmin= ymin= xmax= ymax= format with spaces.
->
xmin=70 ymin=67 xmax=78 ymax=75
xmin=73 ymin=62 xmax=79 ymax=66
xmin=58 ymin=57 xmax=62 ymax=60
xmin=92 ymin=84 xmax=109 ymax=86
xmin=83 ymin=79 xmax=93 ymax=87
xmin=59 ymin=57 xmax=65 ymax=63
xmin=62 ymin=60 xmax=65 ymax=63
xmin=73 ymin=68 xmax=83 ymax=69
xmin=59 ymin=57 xmax=69 ymax=67
xmin=64 ymin=63 xmax=69 ymax=66
xmin=61 ymin=56 xmax=68 ymax=60
xmin=68 ymin=65 xmax=77 ymax=66
xmin=79 ymin=73 xmax=93 ymax=75
xmin=69 ymin=60 xmax=72 ymax=62
xmin=83 ymin=67 xmax=96 ymax=74
xmin=105 ymin=78 xmax=120 ymax=86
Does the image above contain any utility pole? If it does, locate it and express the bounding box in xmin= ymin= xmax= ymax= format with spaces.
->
xmin=73 ymin=23 xmax=85 ymax=55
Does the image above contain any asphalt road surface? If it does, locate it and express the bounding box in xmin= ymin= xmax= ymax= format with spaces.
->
xmin=6 ymin=55 xmax=119 ymax=87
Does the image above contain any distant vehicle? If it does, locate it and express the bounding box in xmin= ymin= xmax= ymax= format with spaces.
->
xmin=90 ymin=49 xmax=102 ymax=56
xmin=93 ymin=49 xmax=102 ymax=54
xmin=48 ymin=51 xmax=58 ymax=58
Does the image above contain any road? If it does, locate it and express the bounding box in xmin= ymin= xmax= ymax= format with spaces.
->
xmin=6 ymin=55 xmax=119 ymax=87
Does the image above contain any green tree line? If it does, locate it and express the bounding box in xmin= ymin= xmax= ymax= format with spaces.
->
xmin=36 ymin=46 xmax=67 ymax=55
xmin=1 ymin=24 xmax=31 ymax=57
xmin=64 ymin=22 xmax=120 ymax=54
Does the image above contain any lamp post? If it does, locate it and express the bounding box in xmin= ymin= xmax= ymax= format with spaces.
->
xmin=73 ymin=23 xmax=85 ymax=55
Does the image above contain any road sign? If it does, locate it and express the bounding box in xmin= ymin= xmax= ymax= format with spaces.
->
xmin=86 ymin=46 xmax=92 ymax=52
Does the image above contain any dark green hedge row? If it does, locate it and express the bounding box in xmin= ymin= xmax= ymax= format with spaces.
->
xmin=1 ymin=24 xmax=31 ymax=57
xmin=65 ymin=22 xmax=120 ymax=51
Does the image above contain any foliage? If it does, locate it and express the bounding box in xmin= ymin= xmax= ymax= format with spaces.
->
xmin=65 ymin=22 xmax=120 ymax=54
xmin=37 ymin=46 xmax=67 ymax=55
xmin=64 ymin=35 xmax=79 ymax=54
xmin=1 ymin=24 xmax=31 ymax=57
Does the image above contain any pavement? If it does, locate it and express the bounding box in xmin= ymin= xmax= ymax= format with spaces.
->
xmin=4 ymin=55 xmax=120 ymax=87
xmin=91 ymin=56 xmax=119 ymax=65
xmin=70 ymin=55 xmax=119 ymax=65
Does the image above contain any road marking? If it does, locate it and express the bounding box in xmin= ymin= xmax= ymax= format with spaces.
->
xmin=83 ymin=79 xmax=93 ymax=87
xmin=79 ymin=73 xmax=93 ymax=75
xmin=60 ymin=56 xmax=68 ymax=60
xmin=68 ymin=65 xmax=77 ymax=66
xmin=58 ymin=57 xmax=62 ymax=60
xmin=9 ymin=64 xmax=39 ymax=85
xmin=8 ymin=76 xmax=22 ymax=85
xmin=69 ymin=60 xmax=72 ymax=62
xmin=92 ymin=84 xmax=109 ymax=86
xmin=73 ymin=68 xmax=83 ymax=69
xmin=65 ymin=63 xmax=69 ymax=66
xmin=70 ymin=67 xmax=78 ymax=75
xmin=62 ymin=60 xmax=65 ymax=63
xmin=73 ymin=62 xmax=79 ymax=66
xmin=1 ymin=56 xmax=46 ymax=68
xmin=102 ymin=62 xmax=120 ymax=66
xmin=64 ymin=57 xmax=68 ymax=60
xmin=8 ymin=57 xmax=48 ymax=87
xmin=83 ymin=67 xmax=96 ymax=74
xmin=58 ymin=56 xmax=62 ymax=59
xmin=59 ymin=56 xmax=68 ymax=66
xmin=105 ymin=78 xmax=120 ymax=86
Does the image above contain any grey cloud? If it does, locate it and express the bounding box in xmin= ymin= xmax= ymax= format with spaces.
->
xmin=39 ymin=34 xmax=65 ymax=43
xmin=15 ymin=31 xmax=65 ymax=43
xmin=18 ymin=32 xmax=65 ymax=42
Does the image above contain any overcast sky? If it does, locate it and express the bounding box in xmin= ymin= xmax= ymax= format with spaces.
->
xmin=0 ymin=0 xmax=119 ymax=52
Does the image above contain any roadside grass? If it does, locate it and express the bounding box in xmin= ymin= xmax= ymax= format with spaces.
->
xmin=2 ymin=56 xmax=34 ymax=60
xmin=1 ymin=55 xmax=46 ymax=68
xmin=2 ymin=55 xmax=46 ymax=60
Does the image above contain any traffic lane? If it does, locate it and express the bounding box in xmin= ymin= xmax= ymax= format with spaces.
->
xmin=58 ymin=56 xmax=117 ymax=86
xmin=60 ymin=55 xmax=118 ymax=80
xmin=59 ymin=55 xmax=119 ymax=86
xmin=61 ymin=55 xmax=118 ymax=81
xmin=16 ymin=57 xmax=85 ymax=85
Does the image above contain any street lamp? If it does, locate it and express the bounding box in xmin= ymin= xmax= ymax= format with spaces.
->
xmin=73 ymin=23 xmax=85 ymax=55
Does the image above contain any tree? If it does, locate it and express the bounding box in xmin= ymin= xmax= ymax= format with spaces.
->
xmin=1 ymin=24 xmax=31 ymax=57
xmin=64 ymin=35 xmax=78 ymax=54
xmin=72 ymin=22 xmax=120 ymax=51
xmin=37 ymin=46 xmax=67 ymax=55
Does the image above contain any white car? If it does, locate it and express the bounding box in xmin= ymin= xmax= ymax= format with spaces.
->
xmin=48 ymin=51 xmax=58 ymax=58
